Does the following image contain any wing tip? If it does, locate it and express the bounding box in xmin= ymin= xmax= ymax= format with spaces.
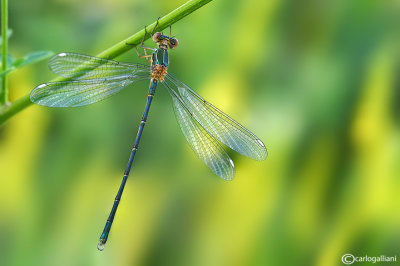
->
xmin=255 ymin=139 xmax=268 ymax=161
xmin=223 ymin=175 xmax=235 ymax=181
xmin=218 ymin=159 xmax=235 ymax=181
xmin=49 ymin=52 xmax=67 ymax=62
xmin=220 ymin=174 xmax=235 ymax=181
xmin=260 ymin=149 xmax=268 ymax=161
xmin=30 ymin=83 xmax=47 ymax=103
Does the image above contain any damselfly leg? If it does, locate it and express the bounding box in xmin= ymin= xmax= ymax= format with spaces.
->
xmin=132 ymin=18 xmax=161 ymax=62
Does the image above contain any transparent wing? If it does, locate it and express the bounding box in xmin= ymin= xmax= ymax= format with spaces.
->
xmin=162 ymin=79 xmax=235 ymax=181
xmin=30 ymin=74 xmax=150 ymax=107
xmin=166 ymin=74 xmax=267 ymax=161
xmin=48 ymin=52 xmax=150 ymax=80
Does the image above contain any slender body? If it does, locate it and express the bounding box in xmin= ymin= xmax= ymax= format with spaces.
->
xmin=98 ymin=45 xmax=170 ymax=250
xmin=30 ymin=21 xmax=267 ymax=251
xmin=97 ymin=79 xmax=157 ymax=250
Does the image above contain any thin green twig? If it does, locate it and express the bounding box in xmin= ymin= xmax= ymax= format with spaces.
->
xmin=0 ymin=0 xmax=8 ymax=106
xmin=0 ymin=0 xmax=212 ymax=126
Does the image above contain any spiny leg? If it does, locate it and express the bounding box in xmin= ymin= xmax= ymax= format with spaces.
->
xmin=127 ymin=17 xmax=161 ymax=62
xmin=126 ymin=26 xmax=152 ymax=62
xmin=125 ymin=16 xmax=159 ymax=46
xmin=138 ymin=17 xmax=161 ymax=62
xmin=150 ymin=17 xmax=161 ymax=36
xmin=140 ymin=26 xmax=156 ymax=50
xmin=126 ymin=40 xmax=153 ymax=62
xmin=139 ymin=16 xmax=161 ymax=51
xmin=126 ymin=27 xmax=153 ymax=62
xmin=135 ymin=47 xmax=152 ymax=63
xmin=137 ymin=26 xmax=155 ymax=62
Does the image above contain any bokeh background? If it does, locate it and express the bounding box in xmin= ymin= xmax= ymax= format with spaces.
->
xmin=1 ymin=0 xmax=400 ymax=265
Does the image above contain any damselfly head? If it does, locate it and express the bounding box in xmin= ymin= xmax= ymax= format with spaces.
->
xmin=152 ymin=32 xmax=162 ymax=42
xmin=152 ymin=32 xmax=179 ymax=50
xmin=168 ymin=38 xmax=179 ymax=49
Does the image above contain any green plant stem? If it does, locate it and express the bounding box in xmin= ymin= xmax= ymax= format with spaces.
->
xmin=0 ymin=0 xmax=212 ymax=126
xmin=1 ymin=0 xmax=8 ymax=106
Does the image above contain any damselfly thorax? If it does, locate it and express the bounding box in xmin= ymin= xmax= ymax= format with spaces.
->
xmin=151 ymin=63 xmax=168 ymax=81
xmin=149 ymin=33 xmax=178 ymax=81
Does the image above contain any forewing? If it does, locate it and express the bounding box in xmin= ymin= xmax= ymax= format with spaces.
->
xmin=163 ymin=80 xmax=235 ymax=180
xmin=166 ymin=75 xmax=267 ymax=161
xmin=48 ymin=52 xmax=150 ymax=80
xmin=30 ymin=75 xmax=147 ymax=107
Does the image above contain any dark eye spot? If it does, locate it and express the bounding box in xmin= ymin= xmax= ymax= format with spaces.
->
xmin=169 ymin=38 xmax=179 ymax=49
xmin=152 ymin=32 xmax=162 ymax=42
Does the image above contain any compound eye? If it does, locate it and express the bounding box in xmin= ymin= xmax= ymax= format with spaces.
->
xmin=169 ymin=38 xmax=179 ymax=49
xmin=152 ymin=32 xmax=162 ymax=42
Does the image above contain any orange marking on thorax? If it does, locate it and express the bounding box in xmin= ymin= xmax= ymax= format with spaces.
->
xmin=151 ymin=64 xmax=168 ymax=81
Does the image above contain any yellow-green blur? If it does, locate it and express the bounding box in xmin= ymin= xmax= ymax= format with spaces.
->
xmin=0 ymin=0 xmax=399 ymax=265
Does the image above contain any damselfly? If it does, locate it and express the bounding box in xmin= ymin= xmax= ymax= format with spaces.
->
xmin=30 ymin=20 xmax=267 ymax=251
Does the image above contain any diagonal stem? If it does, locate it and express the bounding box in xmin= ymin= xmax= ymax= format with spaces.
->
xmin=0 ymin=0 xmax=213 ymax=126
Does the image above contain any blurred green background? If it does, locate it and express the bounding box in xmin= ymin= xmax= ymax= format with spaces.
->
xmin=1 ymin=0 xmax=400 ymax=265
